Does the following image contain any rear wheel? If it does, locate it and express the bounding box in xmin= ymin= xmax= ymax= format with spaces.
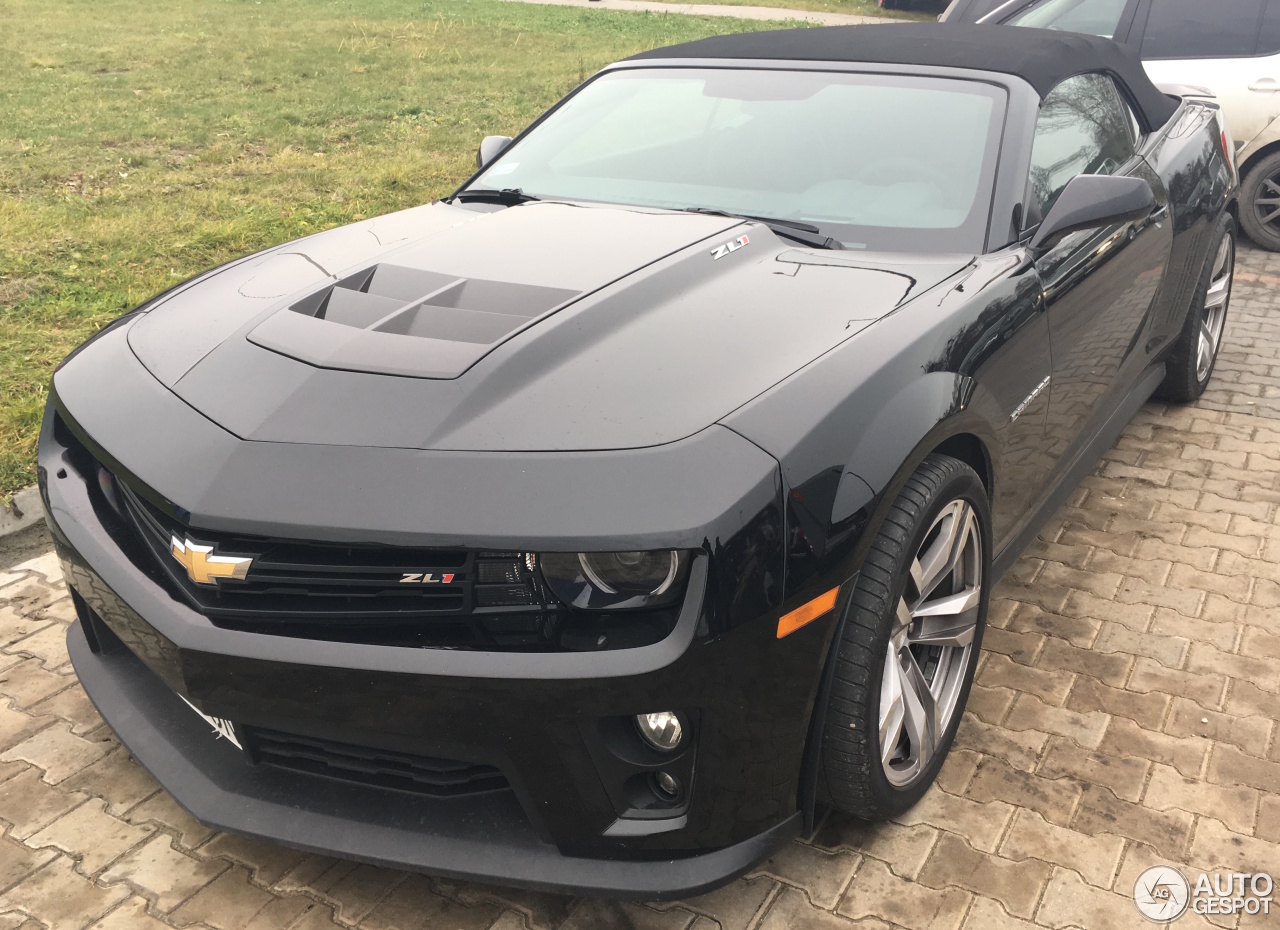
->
xmin=820 ymin=454 xmax=990 ymax=820
xmin=1156 ymin=213 xmax=1234 ymax=403
xmin=1240 ymin=151 xmax=1280 ymax=251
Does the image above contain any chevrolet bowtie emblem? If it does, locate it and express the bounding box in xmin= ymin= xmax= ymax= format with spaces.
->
xmin=170 ymin=536 xmax=252 ymax=586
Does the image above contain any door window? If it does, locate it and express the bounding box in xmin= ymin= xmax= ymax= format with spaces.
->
xmin=1025 ymin=74 xmax=1136 ymax=225
xmin=1141 ymin=0 xmax=1267 ymax=59
xmin=1006 ymin=0 xmax=1131 ymax=38
xmin=1260 ymin=0 xmax=1280 ymax=55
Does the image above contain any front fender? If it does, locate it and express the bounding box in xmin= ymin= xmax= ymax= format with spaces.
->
xmin=723 ymin=252 xmax=1032 ymax=603
xmin=834 ymin=371 xmax=978 ymax=516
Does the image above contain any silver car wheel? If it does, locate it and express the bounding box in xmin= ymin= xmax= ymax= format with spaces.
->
xmin=879 ymin=499 xmax=982 ymax=788
xmin=1196 ymin=234 xmax=1233 ymax=383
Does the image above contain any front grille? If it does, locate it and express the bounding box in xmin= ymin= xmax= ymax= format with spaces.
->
xmin=52 ymin=417 xmax=684 ymax=651
xmin=243 ymin=727 xmax=510 ymax=798
xmin=117 ymin=482 xmax=552 ymax=648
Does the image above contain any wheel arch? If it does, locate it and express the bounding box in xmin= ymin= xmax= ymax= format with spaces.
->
xmin=794 ymin=408 xmax=998 ymax=830
xmin=1239 ymin=137 xmax=1280 ymax=182
xmin=931 ymin=432 xmax=993 ymax=497
xmin=782 ymin=371 xmax=1000 ymax=600
xmin=836 ymin=400 xmax=999 ymax=539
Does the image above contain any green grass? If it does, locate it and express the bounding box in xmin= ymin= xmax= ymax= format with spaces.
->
xmin=0 ymin=0 xmax=815 ymax=498
xmin=645 ymin=0 xmax=940 ymax=19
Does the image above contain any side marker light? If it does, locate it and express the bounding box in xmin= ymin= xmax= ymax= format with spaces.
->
xmin=777 ymin=587 xmax=840 ymax=639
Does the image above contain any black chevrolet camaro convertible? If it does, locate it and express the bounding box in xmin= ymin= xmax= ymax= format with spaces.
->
xmin=41 ymin=24 xmax=1236 ymax=897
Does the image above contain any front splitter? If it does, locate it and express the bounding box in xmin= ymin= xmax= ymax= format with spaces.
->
xmin=68 ymin=620 xmax=800 ymax=899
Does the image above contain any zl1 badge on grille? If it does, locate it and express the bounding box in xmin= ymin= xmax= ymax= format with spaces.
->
xmin=400 ymin=573 xmax=456 ymax=584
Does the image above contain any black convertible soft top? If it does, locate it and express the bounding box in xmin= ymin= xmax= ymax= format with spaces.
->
xmin=629 ymin=23 xmax=1178 ymax=131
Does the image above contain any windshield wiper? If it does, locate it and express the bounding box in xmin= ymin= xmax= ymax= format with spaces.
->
xmin=683 ymin=207 xmax=843 ymax=250
xmin=453 ymin=187 xmax=540 ymax=205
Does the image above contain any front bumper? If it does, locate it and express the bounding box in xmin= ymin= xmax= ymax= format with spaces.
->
xmin=38 ymin=330 xmax=842 ymax=896
xmin=66 ymin=619 xmax=800 ymax=897
xmin=47 ymin=450 xmax=819 ymax=898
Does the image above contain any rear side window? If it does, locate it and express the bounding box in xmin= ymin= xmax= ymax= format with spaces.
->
xmin=1261 ymin=0 xmax=1280 ymax=56
xmin=1026 ymin=74 xmax=1136 ymax=224
xmin=1141 ymin=0 xmax=1267 ymax=59
xmin=1007 ymin=0 xmax=1130 ymax=38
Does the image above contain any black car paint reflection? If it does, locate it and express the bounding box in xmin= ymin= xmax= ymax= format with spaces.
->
xmin=39 ymin=30 xmax=1237 ymax=897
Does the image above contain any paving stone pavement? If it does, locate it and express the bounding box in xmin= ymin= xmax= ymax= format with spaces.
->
xmin=1 ymin=246 xmax=1278 ymax=928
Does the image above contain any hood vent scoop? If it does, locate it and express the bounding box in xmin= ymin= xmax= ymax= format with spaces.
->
xmin=247 ymin=263 xmax=578 ymax=379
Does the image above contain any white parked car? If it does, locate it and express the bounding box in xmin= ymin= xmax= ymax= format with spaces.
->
xmin=941 ymin=0 xmax=1280 ymax=249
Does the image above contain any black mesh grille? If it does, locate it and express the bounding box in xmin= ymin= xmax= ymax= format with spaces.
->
xmin=52 ymin=420 xmax=684 ymax=652
xmin=244 ymin=727 xmax=510 ymax=797
xmin=117 ymin=483 xmax=549 ymax=646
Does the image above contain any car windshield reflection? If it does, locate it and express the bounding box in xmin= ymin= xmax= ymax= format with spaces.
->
xmin=465 ymin=68 xmax=1007 ymax=253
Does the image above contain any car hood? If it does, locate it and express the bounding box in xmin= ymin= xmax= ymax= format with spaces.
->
xmin=127 ymin=200 xmax=972 ymax=451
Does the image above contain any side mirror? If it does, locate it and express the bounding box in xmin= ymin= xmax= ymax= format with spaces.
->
xmin=476 ymin=135 xmax=513 ymax=170
xmin=1029 ymin=174 xmax=1154 ymax=253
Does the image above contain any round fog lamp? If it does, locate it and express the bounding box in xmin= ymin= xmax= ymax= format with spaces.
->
xmin=635 ymin=711 xmax=683 ymax=752
xmin=653 ymin=771 xmax=681 ymax=799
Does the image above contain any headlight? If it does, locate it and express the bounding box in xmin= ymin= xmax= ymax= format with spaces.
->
xmin=539 ymin=550 xmax=691 ymax=610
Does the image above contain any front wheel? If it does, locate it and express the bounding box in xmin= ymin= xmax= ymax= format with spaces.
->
xmin=819 ymin=454 xmax=990 ymax=820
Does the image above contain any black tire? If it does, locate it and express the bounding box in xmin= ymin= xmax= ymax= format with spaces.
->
xmin=1240 ymin=152 xmax=1280 ymax=252
xmin=1156 ymin=212 xmax=1235 ymax=403
xmin=819 ymin=454 xmax=990 ymax=821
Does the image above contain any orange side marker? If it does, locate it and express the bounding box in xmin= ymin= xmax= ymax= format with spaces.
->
xmin=777 ymin=587 xmax=840 ymax=639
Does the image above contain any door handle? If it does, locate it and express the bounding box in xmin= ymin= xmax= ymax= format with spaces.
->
xmin=1148 ymin=204 xmax=1168 ymax=226
xmin=1249 ymin=78 xmax=1280 ymax=92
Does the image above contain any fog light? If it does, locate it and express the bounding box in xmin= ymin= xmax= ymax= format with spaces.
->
xmin=653 ymin=771 xmax=680 ymax=799
xmin=635 ymin=711 xmax=683 ymax=752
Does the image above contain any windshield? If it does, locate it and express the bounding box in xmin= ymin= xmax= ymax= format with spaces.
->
xmin=465 ymin=68 xmax=1007 ymax=252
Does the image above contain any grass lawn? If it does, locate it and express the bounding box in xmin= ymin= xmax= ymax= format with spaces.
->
xmin=0 ymin=0 xmax=813 ymax=499
xmin=645 ymin=0 xmax=941 ymax=19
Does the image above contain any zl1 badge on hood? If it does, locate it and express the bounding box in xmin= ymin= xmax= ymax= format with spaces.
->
xmin=711 ymin=235 xmax=749 ymax=260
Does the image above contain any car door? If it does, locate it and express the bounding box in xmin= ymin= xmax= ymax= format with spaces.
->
xmin=1136 ymin=0 xmax=1280 ymax=155
xmin=1025 ymin=74 xmax=1174 ymax=468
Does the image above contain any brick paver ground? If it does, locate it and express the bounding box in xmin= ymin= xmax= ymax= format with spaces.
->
xmin=1 ymin=246 xmax=1278 ymax=929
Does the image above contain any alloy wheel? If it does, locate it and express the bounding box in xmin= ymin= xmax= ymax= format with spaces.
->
xmin=879 ymin=499 xmax=983 ymax=787
xmin=1196 ymin=233 xmax=1233 ymax=383
xmin=1252 ymin=171 xmax=1280 ymax=238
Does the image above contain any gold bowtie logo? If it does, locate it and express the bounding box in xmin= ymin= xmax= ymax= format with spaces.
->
xmin=170 ymin=536 xmax=252 ymax=586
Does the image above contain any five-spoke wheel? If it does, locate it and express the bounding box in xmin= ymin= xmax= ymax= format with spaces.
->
xmin=821 ymin=454 xmax=990 ymax=820
xmin=880 ymin=499 xmax=982 ymax=787
xmin=1157 ymin=212 xmax=1235 ymax=403
xmin=1196 ymin=233 xmax=1233 ymax=383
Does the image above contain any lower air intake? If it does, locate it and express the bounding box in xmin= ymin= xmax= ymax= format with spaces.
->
xmin=244 ymin=727 xmax=510 ymax=798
